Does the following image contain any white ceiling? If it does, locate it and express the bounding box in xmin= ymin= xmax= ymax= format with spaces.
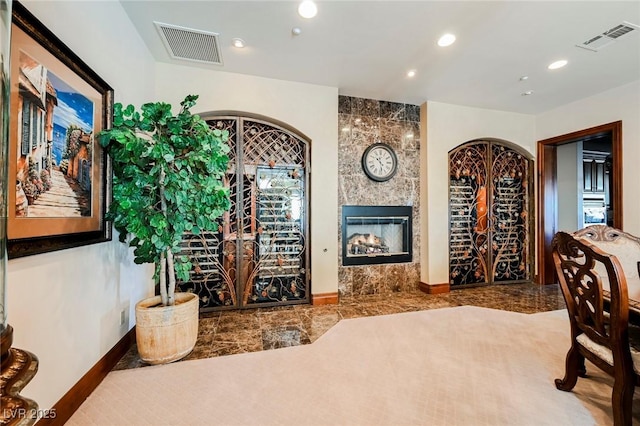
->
xmin=120 ymin=1 xmax=640 ymax=115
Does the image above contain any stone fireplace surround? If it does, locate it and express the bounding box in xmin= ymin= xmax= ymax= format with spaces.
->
xmin=338 ymin=96 xmax=420 ymax=297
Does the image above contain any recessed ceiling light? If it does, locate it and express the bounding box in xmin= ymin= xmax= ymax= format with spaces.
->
xmin=232 ymin=38 xmax=245 ymax=48
xmin=407 ymin=70 xmax=416 ymax=78
xmin=519 ymin=76 xmax=529 ymax=81
xmin=521 ymin=90 xmax=534 ymax=96
xmin=548 ymin=60 xmax=568 ymax=70
xmin=292 ymin=27 xmax=302 ymax=36
xmin=437 ymin=33 xmax=456 ymax=47
xmin=298 ymin=1 xmax=317 ymax=19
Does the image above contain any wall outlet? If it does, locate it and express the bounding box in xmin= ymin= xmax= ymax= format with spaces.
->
xmin=120 ymin=310 xmax=126 ymax=326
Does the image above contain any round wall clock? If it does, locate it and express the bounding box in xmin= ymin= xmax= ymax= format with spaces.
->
xmin=361 ymin=143 xmax=398 ymax=182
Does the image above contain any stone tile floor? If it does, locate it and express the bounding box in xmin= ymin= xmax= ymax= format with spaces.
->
xmin=114 ymin=282 xmax=566 ymax=370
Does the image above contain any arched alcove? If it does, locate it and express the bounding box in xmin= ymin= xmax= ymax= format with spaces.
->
xmin=448 ymin=139 xmax=534 ymax=287
xmin=177 ymin=112 xmax=311 ymax=311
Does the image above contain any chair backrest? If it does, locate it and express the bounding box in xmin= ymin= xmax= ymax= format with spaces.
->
xmin=552 ymin=231 xmax=630 ymax=352
xmin=573 ymin=225 xmax=640 ymax=302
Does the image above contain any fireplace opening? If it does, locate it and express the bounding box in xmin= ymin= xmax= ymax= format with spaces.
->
xmin=342 ymin=205 xmax=412 ymax=266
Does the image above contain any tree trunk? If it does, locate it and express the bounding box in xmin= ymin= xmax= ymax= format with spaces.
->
xmin=166 ymin=248 xmax=176 ymax=306
xmin=159 ymin=251 xmax=168 ymax=306
xmin=159 ymin=166 xmax=175 ymax=306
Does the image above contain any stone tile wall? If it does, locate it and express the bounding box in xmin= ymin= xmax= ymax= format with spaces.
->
xmin=338 ymin=95 xmax=421 ymax=297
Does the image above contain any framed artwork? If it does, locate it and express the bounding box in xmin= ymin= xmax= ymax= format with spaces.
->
xmin=7 ymin=2 xmax=113 ymax=258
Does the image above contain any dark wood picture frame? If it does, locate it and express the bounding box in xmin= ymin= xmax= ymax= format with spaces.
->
xmin=7 ymin=1 xmax=113 ymax=259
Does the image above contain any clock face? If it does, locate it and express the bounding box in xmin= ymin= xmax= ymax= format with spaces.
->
xmin=362 ymin=143 xmax=398 ymax=182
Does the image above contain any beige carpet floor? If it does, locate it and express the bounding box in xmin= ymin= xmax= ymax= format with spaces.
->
xmin=68 ymin=306 xmax=640 ymax=425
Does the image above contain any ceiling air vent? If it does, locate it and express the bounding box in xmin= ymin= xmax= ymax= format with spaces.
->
xmin=576 ymin=21 xmax=640 ymax=52
xmin=154 ymin=22 xmax=223 ymax=65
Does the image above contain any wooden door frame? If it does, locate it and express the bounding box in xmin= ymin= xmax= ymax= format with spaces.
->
xmin=537 ymin=120 xmax=623 ymax=284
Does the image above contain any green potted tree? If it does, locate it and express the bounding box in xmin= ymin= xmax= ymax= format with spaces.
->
xmin=99 ymin=95 xmax=230 ymax=364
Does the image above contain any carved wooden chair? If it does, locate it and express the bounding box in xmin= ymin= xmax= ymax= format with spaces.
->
xmin=552 ymin=229 xmax=640 ymax=425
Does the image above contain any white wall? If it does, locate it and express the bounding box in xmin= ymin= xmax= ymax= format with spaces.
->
xmin=536 ymin=80 xmax=640 ymax=236
xmin=154 ymin=63 xmax=340 ymax=295
xmin=7 ymin=0 xmax=156 ymax=410
xmin=556 ymin=142 xmax=581 ymax=232
xmin=420 ymin=101 xmax=536 ymax=285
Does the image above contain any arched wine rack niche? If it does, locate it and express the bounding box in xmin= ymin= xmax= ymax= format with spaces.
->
xmin=177 ymin=113 xmax=310 ymax=311
xmin=448 ymin=139 xmax=534 ymax=287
